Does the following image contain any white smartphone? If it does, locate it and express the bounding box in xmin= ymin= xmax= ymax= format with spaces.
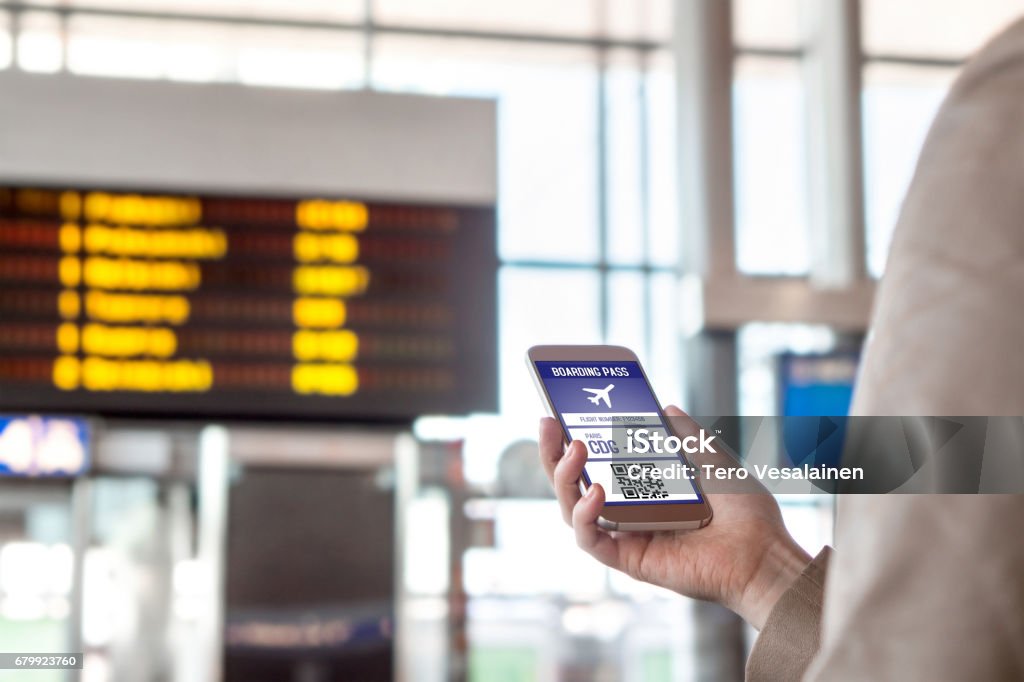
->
xmin=527 ymin=344 xmax=713 ymax=531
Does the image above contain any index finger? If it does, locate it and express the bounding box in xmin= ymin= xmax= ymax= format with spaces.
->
xmin=663 ymin=404 xmax=727 ymax=466
xmin=663 ymin=404 xmax=768 ymax=495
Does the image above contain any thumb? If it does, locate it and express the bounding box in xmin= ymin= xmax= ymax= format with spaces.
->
xmin=664 ymin=404 xmax=687 ymax=418
xmin=664 ymin=405 xmax=702 ymax=434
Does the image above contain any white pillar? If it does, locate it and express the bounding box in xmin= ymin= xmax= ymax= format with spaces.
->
xmin=674 ymin=0 xmax=737 ymax=281
xmin=803 ymin=0 xmax=867 ymax=287
xmin=195 ymin=425 xmax=230 ymax=682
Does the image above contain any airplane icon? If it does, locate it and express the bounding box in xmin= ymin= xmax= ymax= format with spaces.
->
xmin=582 ymin=384 xmax=615 ymax=408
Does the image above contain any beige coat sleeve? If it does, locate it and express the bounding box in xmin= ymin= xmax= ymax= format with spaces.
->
xmin=749 ymin=16 xmax=1024 ymax=682
xmin=807 ymin=15 xmax=1024 ymax=680
xmin=745 ymin=548 xmax=831 ymax=682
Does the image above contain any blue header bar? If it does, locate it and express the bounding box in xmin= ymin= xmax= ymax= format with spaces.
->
xmin=534 ymin=361 xmax=642 ymax=379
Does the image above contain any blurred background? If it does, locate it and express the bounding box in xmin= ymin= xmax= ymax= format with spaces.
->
xmin=0 ymin=0 xmax=1019 ymax=680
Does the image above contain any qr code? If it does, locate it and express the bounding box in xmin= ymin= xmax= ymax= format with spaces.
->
xmin=611 ymin=462 xmax=670 ymax=500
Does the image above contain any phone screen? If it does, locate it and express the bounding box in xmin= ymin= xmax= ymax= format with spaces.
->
xmin=534 ymin=360 xmax=703 ymax=505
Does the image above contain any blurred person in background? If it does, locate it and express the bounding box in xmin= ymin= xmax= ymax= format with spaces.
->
xmin=541 ymin=16 xmax=1024 ymax=682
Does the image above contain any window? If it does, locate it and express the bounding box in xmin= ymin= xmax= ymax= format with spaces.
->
xmin=733 ymin=0 xmax=802 ymax=49
xmin=861 ymin=0 xmax=1019 ymax=277
xmin=498 ymin=266 xmax=602 ymax=418
xmin=606 ymin=52 xmax=647 ymax=267
xmin=645 ymin=52 xmax=680 ymax=268
xmin=16 ymin=11 xmax=63 ymax=73
xmin=862 ymin=0 xmax=1021 ymax=59
xmin=733 ymin=57 xmax=810 ymax=275
xmin=373 ymin=37 xmax=601 ymax=264
xmin=862 ymin=65 xmax=955 ymax=276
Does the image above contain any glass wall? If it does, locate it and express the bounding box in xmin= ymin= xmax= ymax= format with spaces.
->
xmin=860 ymin=0 xmax=1018 ymax=275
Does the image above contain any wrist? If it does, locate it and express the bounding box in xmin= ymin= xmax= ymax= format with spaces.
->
xmin=734 ymin=533 xmax=813 ymax=630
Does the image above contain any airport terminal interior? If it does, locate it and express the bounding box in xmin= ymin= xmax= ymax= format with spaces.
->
xmin=0 ymin=1 xmax=1019 ymax=680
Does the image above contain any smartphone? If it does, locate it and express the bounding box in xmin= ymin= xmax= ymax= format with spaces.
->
xmin=527 ymin=344 xmax=713 ymax=531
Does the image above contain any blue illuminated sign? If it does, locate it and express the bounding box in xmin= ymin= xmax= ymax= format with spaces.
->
xmin=0 ymin=415 xmax=91 ymax=477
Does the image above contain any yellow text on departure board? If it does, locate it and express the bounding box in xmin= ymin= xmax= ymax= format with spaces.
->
xmin=293 ymin=298 xmax=347 ymax=329
xmin=293 ymin=265 xmax=370 ymax=297
xmin=49 ymin=189 xmax=214 ymax=396
xmin=292 ymin=363 xmax=359 ymax=396
xmin=293 ymin=330 xmax=359 ymax=362
xmin=81 ymin=192 xmax=201 ymax=226
xmin=295 ymin=200 xmax=368 ymax=232
xmin=53 ymin=356 xmax=212 ymax=392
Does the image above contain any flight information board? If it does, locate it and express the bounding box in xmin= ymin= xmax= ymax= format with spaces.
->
xmin=0 ymin=186 xmax=497 ymax=420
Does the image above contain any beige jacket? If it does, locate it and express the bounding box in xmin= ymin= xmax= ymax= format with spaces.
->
xmin=747 ymin=17 xmax=1024 ymax=681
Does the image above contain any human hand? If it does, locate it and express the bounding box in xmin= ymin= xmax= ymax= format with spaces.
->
xmin=539 ymin=406 xmax=812 ymax=629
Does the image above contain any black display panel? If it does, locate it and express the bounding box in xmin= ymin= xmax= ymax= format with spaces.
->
xmin=0 ymin=186 xmax=497 ymax=420
xmin=225 ymin=468 xmax=394 ymax=681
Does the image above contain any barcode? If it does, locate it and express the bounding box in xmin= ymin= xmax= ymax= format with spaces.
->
xmin=611 ymin=462 xmax=670 ymax=500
